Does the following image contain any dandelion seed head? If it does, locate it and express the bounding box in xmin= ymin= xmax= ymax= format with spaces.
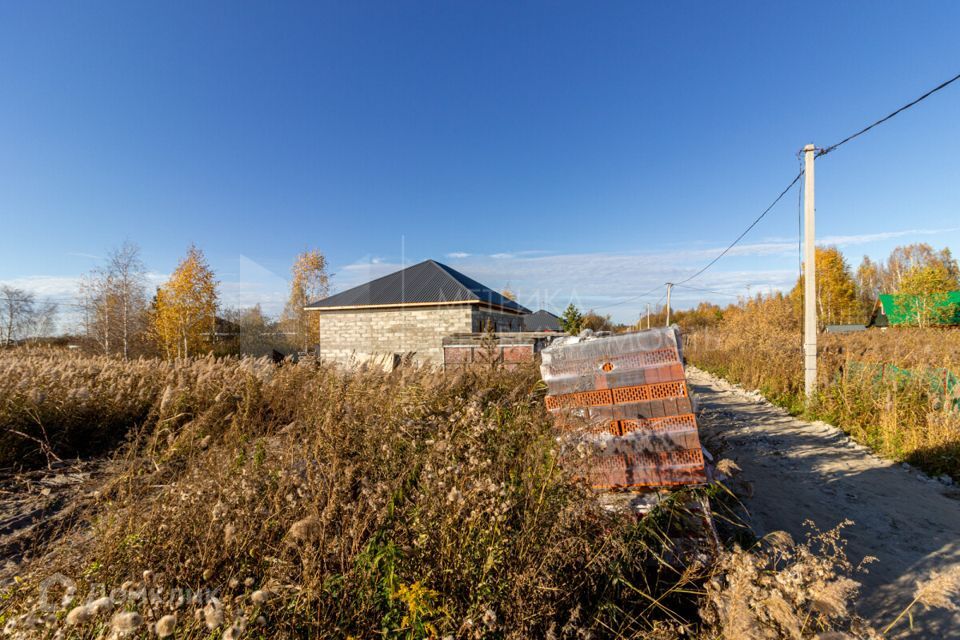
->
xmin=204 ymin=599 xmax=224 ymax=630
xmin=287 ymin=516 xmax=321 ymax=544
xmin=88 ymin=597 xmax=113 ymax=615
xmin=111 ymin=611 xmax=142 ymax=634
xmin=155 ymin=614 xmax=177 ymax=638
xmin=65 ymin=605 xmax=91 ymax=626
xmin=482 ymin=608 xmax=497 ymax=629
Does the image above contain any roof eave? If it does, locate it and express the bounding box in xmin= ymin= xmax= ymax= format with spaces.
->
xmin=304 ymin=299 xmax=480 ymax=312
xmin=304 ymin=299 xmax=529 ymax=314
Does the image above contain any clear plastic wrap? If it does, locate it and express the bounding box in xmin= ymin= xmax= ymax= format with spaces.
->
xmin=539 ymin=326 xmax=706 ymax=489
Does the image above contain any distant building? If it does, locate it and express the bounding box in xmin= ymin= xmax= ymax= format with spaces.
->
xmin=523 ymin=309 xmax=562 ymax=332
xmin=824 ymin=324 xmax=867 ymax=334
xmin=869 ymin=291 xmax=960 ymax=327
xmin=305 ymin=259 xmax=530 ymax=367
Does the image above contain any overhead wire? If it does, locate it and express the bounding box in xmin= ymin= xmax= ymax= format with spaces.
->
xmin=590 ymin=169 xmax=804 ymax=311
xmin=592 ymin=283 xmax=665 ymax=311
xmin=671 ymin=283 xmax=746 ymax=299
xmin=7 ymin=73 xmax=959 ymax=325
xmin=672 ymin=170 xmax=804 ymax=287
xmin=623 ymin=69 xmax=960 ymax=299
xmin=817 ymin=70 xmax=960 ymax=158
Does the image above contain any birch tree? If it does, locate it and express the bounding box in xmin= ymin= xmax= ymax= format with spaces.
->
xmin=154 ymin=245 xmax=219 ymax=358
xmin=79 ymin=242 xmax=148 ymax=358
xmin=0 ymin=286 xmax=58 ymax=344
xmin=790 ymin=247 xmax=860 ymax=326
xmin=0 ymin=286 xmax=34 ymax=345
xmin=282 ymin=249 xmax=330 ymax=352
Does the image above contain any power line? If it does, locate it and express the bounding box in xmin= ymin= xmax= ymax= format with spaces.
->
xmin=817 ymin=70 xmax=960 ymax=158
xmin=673 ymin=170 xmax=804 ymax=287
xmin=592 ymin=283 xmax=665 ymax=311
xmin=582 ymin=169 xmax=804 ymax=311
xmin=671 ymin=283 xmax=745 ymax=299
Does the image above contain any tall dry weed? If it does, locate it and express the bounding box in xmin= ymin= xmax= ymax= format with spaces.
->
xmin=0 ymin=352 xmax=887 ymax=638
xmin=700 ymin=523 xmax=876 ymax=640
xmin=687 ymin=316 xmax=960 ymax=478
xmin=0 ymin=355 xmax=714 ymax=638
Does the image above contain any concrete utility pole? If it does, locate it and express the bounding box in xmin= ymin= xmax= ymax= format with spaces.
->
xmin=665 ymin=283 xmax=674 ymax=327
xmin=646 ymin=303 xmax=651 ymax=329
xmin=803 ymin=144 xmax=817 ymax=398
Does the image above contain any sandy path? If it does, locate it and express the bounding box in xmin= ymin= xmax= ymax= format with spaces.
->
xmin=688 ymin=366 xmax=960 ymax=639
xmin=0 ymin=461 xmax=103 ymax=587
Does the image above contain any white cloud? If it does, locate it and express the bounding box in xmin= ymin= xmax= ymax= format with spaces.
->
xmin=334 ymin=257 xmax=404 ymax=291
xmin=0 ymin=275 xmax=82 ymax=299
xmin=8 ymin=225 xmax=955 ymax=333
xmin=818 ymin=228 xmax=959 ymax=246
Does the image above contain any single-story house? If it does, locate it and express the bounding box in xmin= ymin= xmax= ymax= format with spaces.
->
xmin=523 ymin=309 xmax=562 ymax=332
xmin=869 ymin=291 xmax=960 ymax=327
xmin=305 ymin=259 xmax=530 ymax=367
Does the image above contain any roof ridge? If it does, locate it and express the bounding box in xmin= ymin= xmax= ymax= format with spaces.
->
xmin=304 ymin=258 xmax=530 ymax=313
xmin=426 ymin=260 xmax=482 ymax=302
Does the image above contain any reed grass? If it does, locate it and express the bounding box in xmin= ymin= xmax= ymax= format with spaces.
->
xmin=0 ymin=351 xmax=874 ymax=638
xmin=687 ymin=321 xmax=960 ymax=479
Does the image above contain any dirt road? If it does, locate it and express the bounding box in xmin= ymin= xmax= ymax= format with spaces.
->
xmin=689 ymin=366 xmax=960 ymax=639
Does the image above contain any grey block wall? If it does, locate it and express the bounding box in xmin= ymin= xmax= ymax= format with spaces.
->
xmin=317 ymin=304 xmax=475 ymax=367
xmin=316 ymin=304 xmax=527 ymax=368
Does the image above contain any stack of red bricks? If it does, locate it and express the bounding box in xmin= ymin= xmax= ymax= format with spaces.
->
xmin=540 ymin=328 xmax=707 ymax=489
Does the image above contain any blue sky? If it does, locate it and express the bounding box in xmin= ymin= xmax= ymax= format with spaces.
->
xmin=1 ymin=2 xmax=959 ymax=325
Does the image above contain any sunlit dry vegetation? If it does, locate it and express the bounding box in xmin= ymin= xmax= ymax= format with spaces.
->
xmin=686 ymin=295 xmax=960 ymax=479
xmin=0 ymin=351 xmax=881 ymax=638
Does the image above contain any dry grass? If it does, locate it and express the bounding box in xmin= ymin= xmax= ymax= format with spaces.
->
xmin=0 ymin=351 xmax=883 ymax=638
xmin=700 ymin=522 xmax=878 ymax=640
xmin=686 ymin=308 xmax=960 ymax=479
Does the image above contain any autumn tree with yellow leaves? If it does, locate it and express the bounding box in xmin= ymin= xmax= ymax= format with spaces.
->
xmin=282 ymin=249 xmax=330 ymax=352
xmin=790 ymin=246 xmax=861 ymax=327
xmin=153 ymin=245 xmax=219 ymax=358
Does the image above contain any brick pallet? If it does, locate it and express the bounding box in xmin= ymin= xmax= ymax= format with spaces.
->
xmin=540 ymin=327 xmax=707 ymax=489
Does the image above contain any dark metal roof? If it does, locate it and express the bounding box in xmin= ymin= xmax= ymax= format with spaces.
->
xmin=305 ymin=259 xmax=530 ymax=313
xmin=523 ymin=309 xmax=562 ymax=332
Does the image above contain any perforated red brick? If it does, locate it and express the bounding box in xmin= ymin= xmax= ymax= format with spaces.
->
xmin=585 ymin=448 xmax=707 ymax=488
xmin=618 ymin=413 xmax=698 ymax=436
xmin=605 ymin=347 xmax=680 ymax=370
xmin=544 ymin=388 xmax=613 ymax=410
xmin=611 ymin=381 xmax=687 ymax=404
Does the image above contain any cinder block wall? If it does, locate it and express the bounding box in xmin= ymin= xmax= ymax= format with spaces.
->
xmin=317 ymin=305 xmax=474 ymax=367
